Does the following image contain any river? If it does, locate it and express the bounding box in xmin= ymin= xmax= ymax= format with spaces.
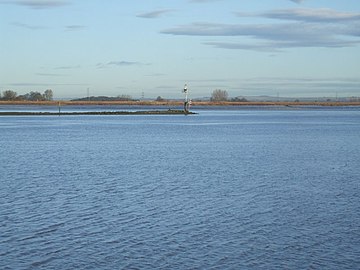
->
xmin=1 ymin=107 xmax=359 ymax=269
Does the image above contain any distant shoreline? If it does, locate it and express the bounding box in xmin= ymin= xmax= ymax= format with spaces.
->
xmin=1 ymin=100 xmax=360 ymax=106
xmin=0 ymin=110 xmax=195 ymax=116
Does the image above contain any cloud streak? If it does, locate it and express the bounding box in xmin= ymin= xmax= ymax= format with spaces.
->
xmin=54 ymin=65 xmax=81 ymax=70
xmin=259 ymin=8 xmax=360 ymax=23
xmin=137 ymin=9 xmax=173 ymax=19
xmin=11 ymin=22 xmax=86 ymax=32
xmin=1 ymin=0 xmax=70 ymax=9
xmin=97 ymin=61 xmax=144 ymax=69
xmin=65 ymin=25 xmax=86 ymax=31
xmin=234 ymin=77 xmax=360 ymax=96
xmin=107 ymin=61 xmax=141 ymax=66
xmin=11 ymin=22 xmax=47 ymax=30
xmin=162 ymin=8 xmax=360 ymax=51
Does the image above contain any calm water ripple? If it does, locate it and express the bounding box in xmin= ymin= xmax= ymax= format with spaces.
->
xmin=1 ymin=108 xmax=360 ymax=269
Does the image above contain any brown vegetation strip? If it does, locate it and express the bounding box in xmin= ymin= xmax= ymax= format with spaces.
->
xmin=1 ymin=100 xmax=360 ymax=106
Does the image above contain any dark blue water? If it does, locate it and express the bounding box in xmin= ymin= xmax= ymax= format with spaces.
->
xmin=1 ymin=108 xmax=359 ymax=269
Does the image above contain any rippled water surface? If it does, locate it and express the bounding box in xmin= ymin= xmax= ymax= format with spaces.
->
xmin=1 ymin=108 xmax=360 ymax=269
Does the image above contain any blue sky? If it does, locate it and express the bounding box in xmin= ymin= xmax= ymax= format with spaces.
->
xmin=1 ymin=0 xmax=360 ymax=99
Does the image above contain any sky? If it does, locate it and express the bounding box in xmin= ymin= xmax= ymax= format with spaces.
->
xmin=1 ymin=0 xmax=360 ymax=99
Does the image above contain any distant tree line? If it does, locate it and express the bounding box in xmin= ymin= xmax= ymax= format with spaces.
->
xmin=155 ymin=96 xmax=166 ymax=102
xmin=71 ymin=95 xmax=137 ymax=102
xmin=0 ymin=89 xmax=53 ymax=101
xmin=230 ymin=96 xmax=248 ymax=102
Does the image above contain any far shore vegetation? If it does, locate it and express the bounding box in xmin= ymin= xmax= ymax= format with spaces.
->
xmin=1 ymin=89 xmax=53 ymax=102
xmin=1 ymin=89 xmax=360 ymax=106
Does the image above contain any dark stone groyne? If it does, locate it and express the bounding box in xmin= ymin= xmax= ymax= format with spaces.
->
xmin=0 ymin=110 xmax=195 ymax=116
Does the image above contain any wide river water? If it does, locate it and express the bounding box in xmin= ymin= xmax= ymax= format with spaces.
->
xmin=1 ymin=106 xmax=359 ymax=269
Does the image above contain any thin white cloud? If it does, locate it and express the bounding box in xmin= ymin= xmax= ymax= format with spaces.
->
xmin=137 ymin=9 xmax=173 ymax=19
xmin=108 ymin=61 xmax=141 ymax=66
xmin=97 ymin=61 xmax=144 ymax=69
xmin=54 ymin=65 xmax=81 ymax=70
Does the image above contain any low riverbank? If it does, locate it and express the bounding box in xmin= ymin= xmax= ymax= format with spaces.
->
xmin=1 ymin=100 xmax=360 ymax=106
xmin=0 ymin=110 xmax=195 ymax=116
